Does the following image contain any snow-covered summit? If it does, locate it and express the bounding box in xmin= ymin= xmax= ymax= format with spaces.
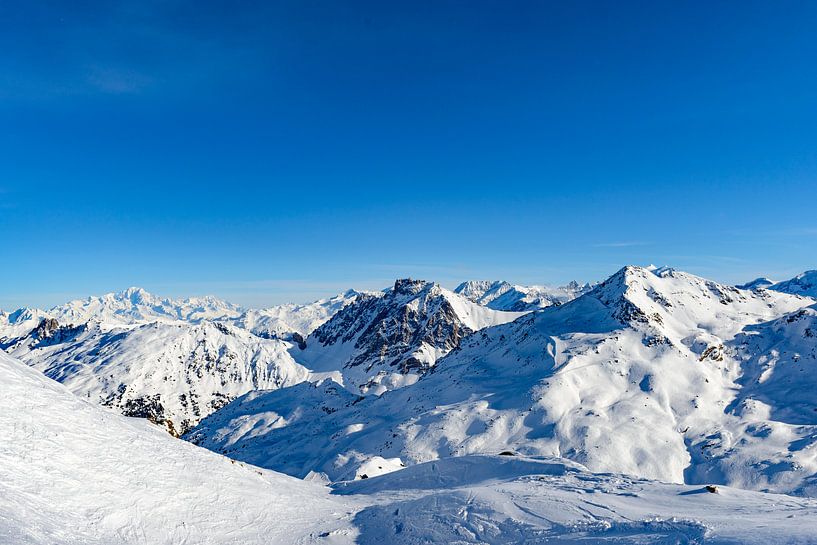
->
xmin=769 ymin=270 xmax=817 ymax=298
xmin=49 ymin=286 xmax=245 ymax=326
xmin=0 ymin=307 xmax=52 ymax=345
xmin=736 ymin=277 xmax=776 ymax=290
xmin=454 ymin=279 xmax=594 ymax=311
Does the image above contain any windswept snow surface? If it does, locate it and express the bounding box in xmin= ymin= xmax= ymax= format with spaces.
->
xmin=190 ymin=266 xmax=817 ymax=496
xmin=0 ymin=352 xmax=353 ymax=545
xmin=4 ymin=352 xmax=817 ymax=545
xmin=337 ymin=455 xmax=817 ymax=545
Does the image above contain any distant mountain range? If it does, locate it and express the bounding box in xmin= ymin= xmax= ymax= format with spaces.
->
xmin=2 ymin=268 xmax=816 ymax=492
xmin=454 ymin=279 xmax=595 ymax=311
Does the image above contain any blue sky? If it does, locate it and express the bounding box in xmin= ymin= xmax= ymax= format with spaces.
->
xmin=1 ymin=1 xmax=816 ymax=309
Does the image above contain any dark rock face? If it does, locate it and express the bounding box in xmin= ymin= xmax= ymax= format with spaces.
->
xmin=33 ymin=322 xmax=87 ymax=347
xmin=308 ymin=279 xmax=475 ymax=376
xmin=290 ymin=332 xmax=307 ymax=350
xmin=35 ymin=318 xmax=60 ymax=339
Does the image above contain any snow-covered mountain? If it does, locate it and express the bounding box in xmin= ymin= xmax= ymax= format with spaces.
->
xmin=297 ymin=279 xmax=526 ymax=394
xmin=5 ymin=350 xmax=815 ymax=545
xmin=189 ymin=266 xmax=817 ymax=496
xmin=0 ymin=287 xmax=370 ymax=434
xmin=736 ymin=277 xmax=776 ymax=290
xmin=0 ymin=307 xmax=53 ymax=345
xmin=45 ymin=285 xmax=365 ymax=342
xmin=232 ymin=289 xmax=362 ymax=344
xmin=50 ymin=286 xmax=244 ymax=326
xmin=3 ymin=319 xmax=309 ymax=434
xmin=454 ymin=279 xmax=594 ymax=311
xmin=769 ymin=270 xmax=817 ymax=298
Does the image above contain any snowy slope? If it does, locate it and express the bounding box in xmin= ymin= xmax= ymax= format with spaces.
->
xmin=189 ymin=266 xmax=817 ymax=495
xmin=5 ymin=351 xmax=816 ymax=545
xmin=770 ymin=270 xmax=817 ymax=299
xmin=454 ymin=279 xmax=594 ymax=311
xmin=339 ymin=454 xmax=817 ymax=545
xmin=4 ymin=320 xmax=309 ymax=434
xmin=0 ymin=352 xmax=353 ymax=545
xmin=297 ymin=279 xmax=525 ymax=394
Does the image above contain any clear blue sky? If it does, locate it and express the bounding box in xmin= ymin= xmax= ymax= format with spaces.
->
xmin=1 ymin=1 xmax=815 ymax=309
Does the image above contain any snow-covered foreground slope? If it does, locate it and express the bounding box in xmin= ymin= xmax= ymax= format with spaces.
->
xmin=4 ymin=320 xmax=309 ymax=434
xmin=0 ymin=352 xmax=353 ymax=545
xmin=455 ymin=279 xmax=594 ymax=311
xmin=189 ymin=266 xmax=817 ymax=495
xmin=339 ymin=455 xmax=817 ymax=545
xmin=298 ymin=279 xmax=525 ymax=394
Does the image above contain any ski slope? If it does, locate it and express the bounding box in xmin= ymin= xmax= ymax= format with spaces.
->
xmin=0 ymin=352 xmax=354 ymax=545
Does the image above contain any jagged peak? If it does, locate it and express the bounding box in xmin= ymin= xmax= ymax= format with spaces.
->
xmin=455 ymin=279 xmax=508 ymax=291
xmin=391 ymin=278 xmax=435 ymax=297
xmin=7 ymin=307 xmax=48 ymax=324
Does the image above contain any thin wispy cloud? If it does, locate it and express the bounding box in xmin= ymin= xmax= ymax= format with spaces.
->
xmin=86 ymin=65 xmax=154 ymax=95
xmin=592 ymin=242 xmax=649 ymax=248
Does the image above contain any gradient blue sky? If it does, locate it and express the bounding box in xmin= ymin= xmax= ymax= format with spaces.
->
xmin=1 ymin=1 xmax=816 ymax=309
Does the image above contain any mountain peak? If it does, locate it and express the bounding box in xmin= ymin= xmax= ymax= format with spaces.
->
xmin=770 ymin=270 xmax=817 ymax=298
xmin=49 ymin=287 xmax=243 ymax=326
xmin=392 ymin=278 xmax=433 ymax=296
xmin=302 ymin=278 xmax=522 ymax=394
xmin=117 ymin=286 xmax=152 ymax=304
xmin=455 ymin=278 xmax=594 ymax=311
xmin=453 ymin=280 xmax=512 ymax=303
xmin=736 ymin=277 xmax=775 ymax=290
